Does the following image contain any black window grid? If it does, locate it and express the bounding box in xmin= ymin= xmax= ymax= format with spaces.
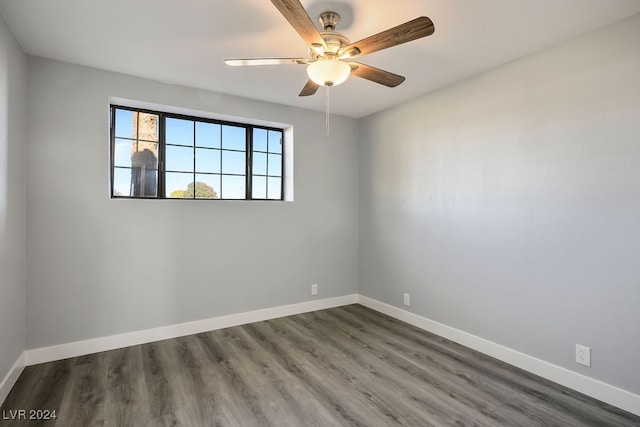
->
xmin=110 ymin=105 xmax=285 ymax=200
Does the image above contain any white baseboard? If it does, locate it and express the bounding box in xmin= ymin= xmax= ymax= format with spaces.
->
xmin=18 ymin=293 xmax=640 ymax=417
xmin=356 ymin=294 xmax=640 ymax=417
xmin=25 ymin=294 xmax=358 ymax=366
xmin=0 ymin=352 xmax=25 ymax=407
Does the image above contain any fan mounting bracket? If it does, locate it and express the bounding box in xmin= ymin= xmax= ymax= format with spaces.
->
xmin=319 ymin=11 xmax=340 ymax=31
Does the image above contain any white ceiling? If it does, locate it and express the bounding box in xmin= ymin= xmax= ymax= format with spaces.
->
xmin=2 ymin=0 xmax=640 ymax=118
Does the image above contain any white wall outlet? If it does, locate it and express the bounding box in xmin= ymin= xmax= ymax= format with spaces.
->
xmin=311 ymin=283 xmax=318 ymax=296
xmin=403 ymin=293 xmax=410 ymax=306
xmin=576 ymin=344 xmax=591 ymax=367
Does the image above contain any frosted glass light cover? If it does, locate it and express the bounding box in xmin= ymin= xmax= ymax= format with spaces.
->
xmin=307 ymin=59 xmax=351 ymax=86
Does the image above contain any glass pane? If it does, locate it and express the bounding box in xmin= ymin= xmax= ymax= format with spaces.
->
xmin=114 ymin=109 xmax=134 ymax=138
xmin=166 ymin=145 xmax=193 ymax=172
xmin=253 ymin=152 xmax=267 ymax=175
xmin=267 ymin=177 xmax=282 ymax=200
xmin=129 ymin=141 xmax=159 ymax=196
xmin=133 ymin=112 xmax=159 ymax=142
xmin=166 ymin=118 xmax=194 ymax=146
xmin=268 ymin=130 xmax=282 ymax=153
xmin=221 ymin=175 xmax=245 ymax=199
xmin=196 ymin=122 xmax=220 ymax=148
xmin=113 ymin=167 xmax=133 ymax=197
xmin=252 ymin=176 xmax=266 ymax=199
xmin=128 ymin=165 xmax=158 ymax=197
xmin=114 ymin=138 xmax=133 ymax=167
xmin=253 ymin=128 xmax=267 ymax=152
xmin=222 ymin=125 xmax=246 ymax=150
xmin=194 ymin=174 xmax=220 ymax=199
xmin=268 ymin=154 xmax=282 ymax=176
xmin=166 ymin=172 xmax=194 ymax=198
xmin=129 ymin=139 xmax=159 ymax=166
xmin=196 ymin=148 xmax=220 ymax=173
xmin=222 ymin=150 xmax=246 ymax=175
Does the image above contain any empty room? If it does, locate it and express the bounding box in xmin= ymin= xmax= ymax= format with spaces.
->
xmin=1 ymin=0 xmax=639 ymax=425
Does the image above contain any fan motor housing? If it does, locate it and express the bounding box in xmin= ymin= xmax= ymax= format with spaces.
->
xmin=309 ymin=32 xmax=350 ymax=59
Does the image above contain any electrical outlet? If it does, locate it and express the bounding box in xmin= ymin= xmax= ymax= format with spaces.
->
xmin=576 ymin=344 xmax=591 ymax=367
xmin=311 ymin=284 xmax=318 ymax=296
xmin=403 ymin=293 xmax=410 ymax=306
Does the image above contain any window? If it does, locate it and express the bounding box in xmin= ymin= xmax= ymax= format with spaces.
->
xmin=110 ymin=105 xmax=284 ymax=200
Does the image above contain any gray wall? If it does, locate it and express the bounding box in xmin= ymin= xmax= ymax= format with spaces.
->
xmin=26 ymin=57 xmax=359 ymax=348
xmin=9 ymin=8 xmax=640 ymax=400
xmin=359 ymin=14 xmax=640 ymax=394
xmin=0 ymin=14 xmax=27 ymax=381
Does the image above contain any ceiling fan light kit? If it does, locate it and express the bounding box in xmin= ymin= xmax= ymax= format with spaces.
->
xmin=306 ymin=56 xmax=351 ymax=86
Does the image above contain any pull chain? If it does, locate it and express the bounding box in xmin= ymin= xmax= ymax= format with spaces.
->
xmin=325 ymin=85 xmax=331 ymax=136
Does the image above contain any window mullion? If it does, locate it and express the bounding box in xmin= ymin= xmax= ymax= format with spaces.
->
xmin=158 ymin=114 xmax=166 ymax=199
xmin=266 ymin=130 xmax=270 ymax=199
xmin=247 ymin=126 xmax=252 ymax=200
xmin=192 ymin=121 xmax=196 ymax=199
xmin=110 ymin=106 xmax=116 ymax=197
xmin=219 ymin=124 xmax=223 ymax=199
xmin=280 ymin=132 xmax=285 ymax=200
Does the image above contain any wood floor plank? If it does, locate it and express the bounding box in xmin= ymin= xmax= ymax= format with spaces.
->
xmin=242 ymin=320 xmax=374 ymax=426
xmin=2 ymin=304 xmax=639 ymax=426
xmin=289 ymin=310 xmax=506 ymax=425
xmin=312 ymin=308 xmax=537 ymax=421
xmin=176 ymin=334 xmax=243 ymax=427
xmin=103 ymin=345 xmax=151 ymax=426
xmin=0 ymin=359 xmax=72 ymax=427
xmin=220 ymin=326 xmax=341 ymax=426
xmin=0 ymin=366 xmax=40 ymax=413
xmin=324 ymin=310 xmax=540 ymax=424
xmin=195 ymin=331 xmax=272 ymax=426
xmin=142 ymin=341 xmax=179 ymax=422
xmin=339 ymin=304 xmax=639 ymax=426
xmin=55 ymin=352 xmax=106 ymax=426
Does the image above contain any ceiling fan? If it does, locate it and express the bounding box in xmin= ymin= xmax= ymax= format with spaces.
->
xmin=225 ymin=0 xmax=435 ymax=96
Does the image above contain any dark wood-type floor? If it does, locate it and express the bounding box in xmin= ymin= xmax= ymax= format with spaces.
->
xmin=1 ymin=304 xmax=639 ymax=426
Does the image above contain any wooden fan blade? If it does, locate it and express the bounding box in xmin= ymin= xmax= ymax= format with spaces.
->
xmin=299 ymin=79 xmax=320 ymax=96
xmin=349 ymin=62 xmax=405 ymax=87
xmin=225 ymin=58 xmax=308 ymax=66
xmin=340 ymin=16 xmax=434 ymax=58
xmin=271 ymin=0 xmax=327 ymax=48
